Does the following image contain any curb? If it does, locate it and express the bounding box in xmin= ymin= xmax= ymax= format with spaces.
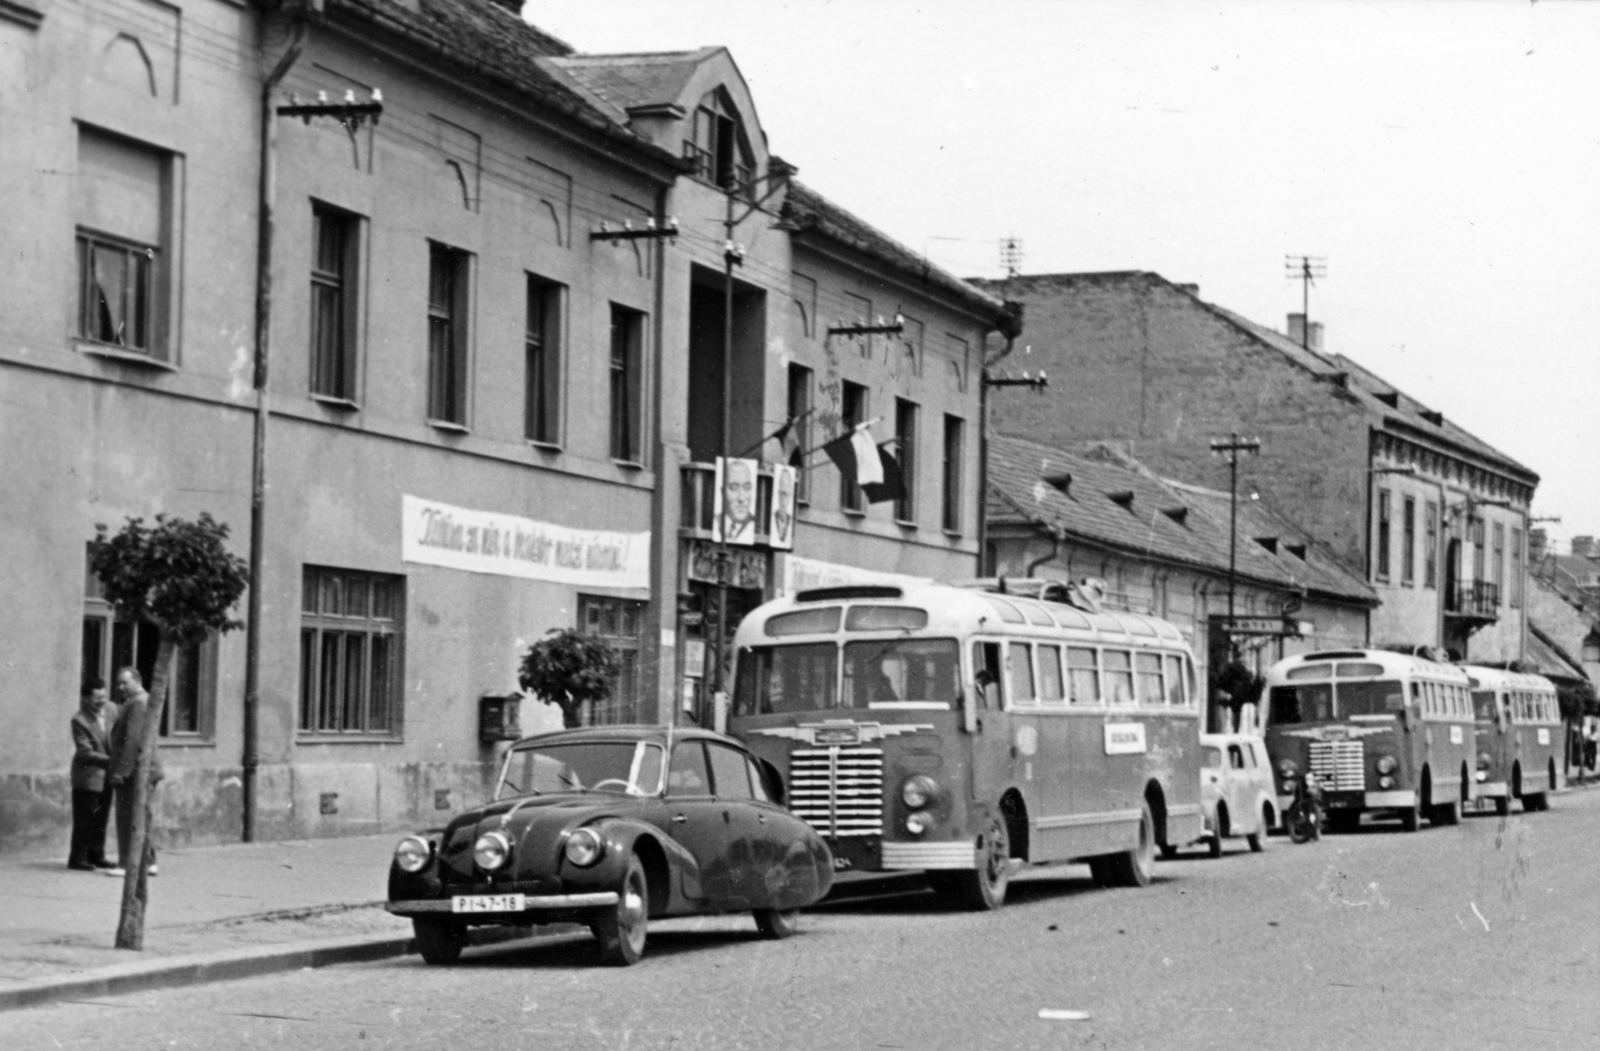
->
xmin=0 ymin=923 xmax=579 ymax=1013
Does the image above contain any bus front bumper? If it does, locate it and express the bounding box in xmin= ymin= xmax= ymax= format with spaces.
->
xmin=881 ymin=841 xmax=979 ymax=870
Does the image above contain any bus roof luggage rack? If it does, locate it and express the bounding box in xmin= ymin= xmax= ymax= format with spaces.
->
xmin=794 ymin=585 xmax=904 ymax=603
xmin=954 ymin=577 xmax=1102 ymax=612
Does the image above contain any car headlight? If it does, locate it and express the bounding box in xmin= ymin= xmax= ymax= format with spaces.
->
xmin=1378 ymin=776 xmax=1395 ymax=789
xmin=901 ymin=775 xmax=939 ymax=810
xmin=394 ymin=835 xmax=432 ymax=874
xmin=1375 ymin=755 xmax=1397 ymax=775
xmin=1277 ymin=758 xmax=1298 ymax=778
xmin=905 ymin=811 xmax=932 ymax=835
xmin=473 ymin=830 xmax=512 ymax=872
xmin=564 ymin=827 xmax=603 ymax=868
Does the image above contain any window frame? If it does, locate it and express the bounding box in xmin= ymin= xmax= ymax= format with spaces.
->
xmin=942 ymin=414 xmax=965 ymax=535
xmin=1424 ymin=500 xmax=1439 ymax=589
xmin=524 ymin=273 xmax=564 ymax=446
xmin=894 ymin=397 xmax=918 ymax=524
xmin=298 ymin=566 xmax=405 ymax=739
xmin=310 ymin=201 xmax=361 ymax=403
xmin=426 ymin=242 xmax=472 ymax=427
xmin=76 ymin=229 xmax=156 ymax=355
xmin=1401 ymin=495 xmax=1416 ymax=586
xmin=608 ymin=304 xmax=646 ymax=464
xmin=839 ymin=381 xmax=868 ymax=513
xmin=1375 ymin=489 xmax=1392 ymax=582
xmin=787 ymin=363 xmax=812 ymax=505
xmin=578 ymin=594 xmax=646 ymax=726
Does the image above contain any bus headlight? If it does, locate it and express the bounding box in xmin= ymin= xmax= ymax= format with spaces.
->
xmin=1375 ymin=755 xmax=1398 ymax=775
xmin=1477 ymin=751 xmax=1492 ymax=769
xmin=901 ymin=775 xmax=940 ymax=810
xmin=564 ymin=827 xmax=602 ymax=868
xmin=393 ymin=835 xmax=432 ymax=873
xmin=473 ymin=831 xmax=512 ymax=872
xmin=1277 ymin=758 xmax=1298 ymax=779
xmin=905 ymin=811 xmax=932 ymax=835
xmin=1378 ymin=776 xmax=1395 ymax=789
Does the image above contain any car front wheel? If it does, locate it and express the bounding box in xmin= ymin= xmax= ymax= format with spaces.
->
xmin=593 ymin=854 xmax=649 ymax=966
xmin=413 ymin=917 xmax=466 ymax=965
xmin=754 ymin=908 xmax=801 ymax=939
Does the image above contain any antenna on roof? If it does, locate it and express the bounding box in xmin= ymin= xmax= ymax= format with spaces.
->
xmin=1000 ymin=237 xmax=1023 ymax=279
xmin=1284 ymin=254 xmax=1327 ymax=350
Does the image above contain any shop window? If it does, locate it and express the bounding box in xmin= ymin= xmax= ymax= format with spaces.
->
xmin=299 ymin=567 xmax=403 ymax=736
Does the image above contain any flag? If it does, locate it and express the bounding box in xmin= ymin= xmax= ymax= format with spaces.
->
xmin=770 ymin=415 xmax=803 ymax=466
xmin=822 ymin=431 xmax=906 ymax=504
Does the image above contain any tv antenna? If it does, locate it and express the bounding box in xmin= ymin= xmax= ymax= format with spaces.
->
xmin=1284 ymin=255 xmax=1326 ymax=350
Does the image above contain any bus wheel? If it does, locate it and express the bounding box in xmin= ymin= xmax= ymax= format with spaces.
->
xmin=1493 ymin=795 xmax=1510 ymax=817
xmin=1525 ymin=792 xmax=1549 ymax=813
xmin=941 ymin=813 xmax=1010 ymax=910
xmin=1398 ymin=801 xmax=1421 ymax=833
xmin=1159 ymin=843 xmax=1180 ymax=860
xmin=1106 ymin=800 xmax=1156 ymax=887
xmin=1430 ymin=798 xmax=1461 ymax=826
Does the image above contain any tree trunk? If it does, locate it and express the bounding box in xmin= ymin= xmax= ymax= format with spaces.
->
xmin=115 ymin=638 xmax=175 ymax=950
xmin=561 ymin=699 xmax=582 ymax=729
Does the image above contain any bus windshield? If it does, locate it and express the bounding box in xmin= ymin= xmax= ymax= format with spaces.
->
xmin=735 ymin=638 xmax=961 ymax=714
xmin=1338 ymin=680 xmax=1406 ymax=716
xmin=1268 ymin=679 xmax=1404 ymax=724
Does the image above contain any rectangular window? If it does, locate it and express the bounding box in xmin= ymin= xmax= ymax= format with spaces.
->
xmin=1424 ymin=501 xmax=1439 ymax=589
xmin=787 ymin=364 xmax=812 ymax=504
xmin=524 ymin=274 xmax=563 ymax=444
xmin=299 ymin=567 xmax=403 ymax=736
xmin=1492 ymin=522 xmax=1505 ymax=603
xmin=1401 ymin=496 xmax=1416 ymax=586
xmin=894 ymin=398 xmax=918 ymax=523
xmin=609 ymin=304 xmax=645 ymax=462
xmin=942 ymin=415 xmax=965 ymax=534
xmin=310 ymin=203 xmax=360 ymax=401
xmin=1005 ymin=642 xmax=1035 ymax=703
xmin=1037 ymin=644 xmax=1065 ymax=705
xmin=1103 ymin=650 xmax=1135 ymax=705
xmin=579 ymin=595 xmax=646 ymax=725
xmin=1067 ymin=646 xmax=1100 ymax=705
xmin=1375 ymin=489 xmax=1391 ymax=582
xmin=1510 ymin=527 xmax=1523 ymax=608
xmin=1471 ymin=517 xmax=1486 ymax=584
xmin=427 ymin=243 xmax=471 ymax=425
xmin=840 ymin=381 xmax=868 ymax=513
xmin=1134 ymin=653 xmax=1164 ymax=705
xmin=75 ymin=127 xmax=170 ymax=358
xmin=1164 ymin=654 xmax=1188 ymax=706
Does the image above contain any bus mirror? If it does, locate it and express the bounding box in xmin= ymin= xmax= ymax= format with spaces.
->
xmin=962 ymin=685 xmax=980 ymax=734
xmin=712 ymin=689 xmax=729 ymax=735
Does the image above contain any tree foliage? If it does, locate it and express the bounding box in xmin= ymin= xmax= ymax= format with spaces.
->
xmin=88 ymin=513 xmax=249 ymax=950
xmin=518 ymin=628 xmax=620 ymax=729
xmin=1210 ymin=659 xmax=1265 ymax=729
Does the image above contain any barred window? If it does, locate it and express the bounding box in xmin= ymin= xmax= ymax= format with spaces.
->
xmin=299 ymin=567 xmax=403 ymax=736
xmin=578 ymin=595 xmax=645 ymax=726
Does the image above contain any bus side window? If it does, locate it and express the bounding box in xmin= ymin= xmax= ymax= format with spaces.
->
xmin=1103 ymin=650 xmax=1134 ymax=706
xmin=1037 ymin=644 xmax=1065 ymax=705
xmin=974 ymin=641 xmax=1003 ymax=709
xmin=1067 ymin=647 xmax=1101 ymax=705
xmin=1164 ymin=654 xmax=1188 ymax=706
xmin=1007 ymin=642 xmax=1036 ymax=705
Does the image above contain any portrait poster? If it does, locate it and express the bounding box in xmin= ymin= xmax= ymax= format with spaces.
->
xmin=768 ymin=463 xmax=796 ymax=550
xmin=713 ymin=457 xmax=758 ymax=546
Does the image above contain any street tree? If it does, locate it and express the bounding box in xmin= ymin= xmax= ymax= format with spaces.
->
xmin=519 ymin=628 xmax=620 ymax=729
xmin=89 ymin=512 xmax=249 ymax=950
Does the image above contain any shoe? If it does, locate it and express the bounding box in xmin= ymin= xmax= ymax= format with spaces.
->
xmin=146 ymin=865 xmax=159 ymax=877
xmin=92 ymin=859 xmax=118 ymax=870
xmin=102 ymin=867 xmax=127 ymax=877
xmin=68 ymin=862 xmax=95 ymax=872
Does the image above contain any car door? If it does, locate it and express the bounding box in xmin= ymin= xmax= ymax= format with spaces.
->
xmin=665 ymin=739 xmax=737 ymax=904
xmin=705 ymin=740 xmax=763 ymax=908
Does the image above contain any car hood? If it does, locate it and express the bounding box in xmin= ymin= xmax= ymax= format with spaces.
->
xmin=438 ymin=793 xmax=647 ymax=881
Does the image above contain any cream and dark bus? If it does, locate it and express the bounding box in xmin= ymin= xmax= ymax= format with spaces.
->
xmin=724 ymin=580 xmax=1204 ymax=909
xmin=1460 ymin=664 xmax=1562 ymax=814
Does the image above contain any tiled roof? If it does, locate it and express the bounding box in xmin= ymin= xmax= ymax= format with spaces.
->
xmin=325 ymin=0 xmax=682 ymax=171
xmin=783 ymin=182 xmax=1017 ymax=331
xmin=544 ymin=49 xmax=722 ymax=123
xmin=986 ymin=434 xmax=1375 ymax=605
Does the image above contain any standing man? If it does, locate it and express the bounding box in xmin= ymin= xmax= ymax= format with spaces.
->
xmin=107 ymin=666 xmax=162 ymax=877
xmin=67 ymin=678 xmax=116 ymax=871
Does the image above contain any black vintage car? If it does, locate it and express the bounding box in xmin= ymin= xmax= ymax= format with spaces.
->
xmin=386 ymin=726 xmax=834 ymax=966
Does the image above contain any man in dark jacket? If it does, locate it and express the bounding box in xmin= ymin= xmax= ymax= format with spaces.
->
xmin=67 ymin=678 xmax=117 ymax=871
xmin=107 ymin=666 xmax=163 ymax=877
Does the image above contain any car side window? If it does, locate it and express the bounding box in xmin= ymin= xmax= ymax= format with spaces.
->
xmin=1228 ymin=745 xmax=1245 ymax=770
xmin=746 ymin=756 xmax=773 ymax=803
xmin=668 ymin=741 xmax=711 ymax=796
xmin=707 ymin=743 xmax=754 ymax=800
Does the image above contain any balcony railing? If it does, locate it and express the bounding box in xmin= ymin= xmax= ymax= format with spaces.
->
xmin=681 ymin=461 xmax=775 ymax=543
xmin=1445 ymin=580 xmax=1500 ymax=620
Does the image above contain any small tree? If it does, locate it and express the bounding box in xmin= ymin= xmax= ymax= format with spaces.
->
xmin=89 ymin=513 xmax=249 ymax=950
xmin=519 ymin=628 xmax=620 ymax=729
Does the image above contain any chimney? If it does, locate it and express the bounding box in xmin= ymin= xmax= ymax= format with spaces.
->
xmin=1287 ymin=313 xmax=1305 ymax=346
xmin=1308 ymin=321 xmax=1324 ymax=352
xmin=1574 ymin=535 xmax=1596 ymax=558
xmin=1529 ymin=528 xmax=1547 ymax=561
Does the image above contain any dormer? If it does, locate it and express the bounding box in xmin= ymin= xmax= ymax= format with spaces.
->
xmin=1254 ymin=536 xmax=1279 ymax=555
xmin=1044 ymin=473 xmax=1073 ymax=498
xmin=685 ymin=87 xmax=756 ymax=196
xmin=1108 ymin=491 xmax=1135 ymax=512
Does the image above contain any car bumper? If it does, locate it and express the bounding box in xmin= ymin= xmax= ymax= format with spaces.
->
xmin=386 ymin=891 xmax=619 ymax=916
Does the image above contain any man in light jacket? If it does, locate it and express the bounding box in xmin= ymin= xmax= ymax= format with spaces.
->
xmin=107 ymin=666 xmax=163 ymax=877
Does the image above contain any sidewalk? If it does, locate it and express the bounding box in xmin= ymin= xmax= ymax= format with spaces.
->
xmin=0 ymin=832 xmax=416 ymax=1012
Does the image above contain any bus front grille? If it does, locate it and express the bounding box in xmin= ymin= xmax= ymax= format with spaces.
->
xmin=788 ymin=747 xmax=884 ymax=838
xmin=1309 ymin=740 xmax=1365 ymax=791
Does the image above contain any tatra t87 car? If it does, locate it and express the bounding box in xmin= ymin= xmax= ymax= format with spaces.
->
xmin=385 ymin=726 xmax=834 ymax=966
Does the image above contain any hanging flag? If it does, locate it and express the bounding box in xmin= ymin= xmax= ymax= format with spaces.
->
xmin=822 ymin=431 xmax=905 ymax=504
xmin=861 ymin=444 xmax=906 ymax=504
xmin=769 ymin=415 xmax=803 ymax=465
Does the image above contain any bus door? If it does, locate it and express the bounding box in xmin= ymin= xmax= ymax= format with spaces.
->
xmin=968 ymin=640 xmax=1010 ymax=814
xmin=1032 ymin=640 xmax=1073 ymax=857
xmin=1471 ymin=687 xmax=1507 ymax=796
xmin=1003 ymin=640 xmax=1044 ymax=854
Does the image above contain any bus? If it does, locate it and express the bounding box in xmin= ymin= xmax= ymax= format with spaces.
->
xmin=723 ymin=579 xmax=1205 ymax=909
xmin=1262 ymin=649 xmax=1477 ymax=832
xmin=1460 ymin=664 xmax=1562 ymax=815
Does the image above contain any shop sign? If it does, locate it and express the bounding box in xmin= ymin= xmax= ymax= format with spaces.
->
xmin=688 ymin=541 xmax=768 ymax=590
xmin=402 ymin=494 xmax=649 ymax=589
xmin=1212 ymin=615 xmax=1312 ymax=637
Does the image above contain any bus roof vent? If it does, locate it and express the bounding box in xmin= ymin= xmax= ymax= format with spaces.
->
xmin=794 ymin=585 xmax=904 ymax=603
xmin=1303 ymin=650 xmax=1369 ymax=661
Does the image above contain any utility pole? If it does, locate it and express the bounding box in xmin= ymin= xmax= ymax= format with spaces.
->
xmin=999 ymin=237 xmax=1023 ymax=279
xmin=1284 ymin=255 xmax=1326 ymax=349
xmin=1210 ymin=433 xmax=1262 ymax=650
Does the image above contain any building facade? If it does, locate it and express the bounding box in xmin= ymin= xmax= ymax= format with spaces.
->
xmin=973 ymin=271 xmax=1538 ymax=665
xmin=0 ymin=0 xmax=1012 ymax=853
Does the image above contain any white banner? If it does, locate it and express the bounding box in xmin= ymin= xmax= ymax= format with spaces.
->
xmin=402 ymin=494 xmax=650 ymax=589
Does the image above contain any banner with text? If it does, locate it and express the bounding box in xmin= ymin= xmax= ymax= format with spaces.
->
xmin=402 ymin=494 xmax=650 ymax=590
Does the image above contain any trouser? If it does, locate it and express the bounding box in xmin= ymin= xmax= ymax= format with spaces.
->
xmin=68 ymin=786 xmax=114 ymax=866
xmin=114 ymin=783 xmax=158 ymax=870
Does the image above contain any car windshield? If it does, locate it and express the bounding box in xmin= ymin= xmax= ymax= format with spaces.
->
xmin=496 ymin=741 xmax=664 ymax=800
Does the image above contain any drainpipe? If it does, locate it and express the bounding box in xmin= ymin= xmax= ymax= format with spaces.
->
xmin=1025 ymin=523 xmax=1063 ymax=576
xmin=243 ymin=13 xmax=308 ymax=842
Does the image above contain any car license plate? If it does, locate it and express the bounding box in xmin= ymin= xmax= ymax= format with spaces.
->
xmin=451 ymin=894 xmax=525 ymax=913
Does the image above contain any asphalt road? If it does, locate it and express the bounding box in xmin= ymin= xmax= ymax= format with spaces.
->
xmin=6 ymin=789 xmax=1599 ymax=1051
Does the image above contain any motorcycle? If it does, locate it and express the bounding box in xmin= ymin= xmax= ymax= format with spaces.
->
xmin=1286 ymin=772 xmax=1325 ymax=844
